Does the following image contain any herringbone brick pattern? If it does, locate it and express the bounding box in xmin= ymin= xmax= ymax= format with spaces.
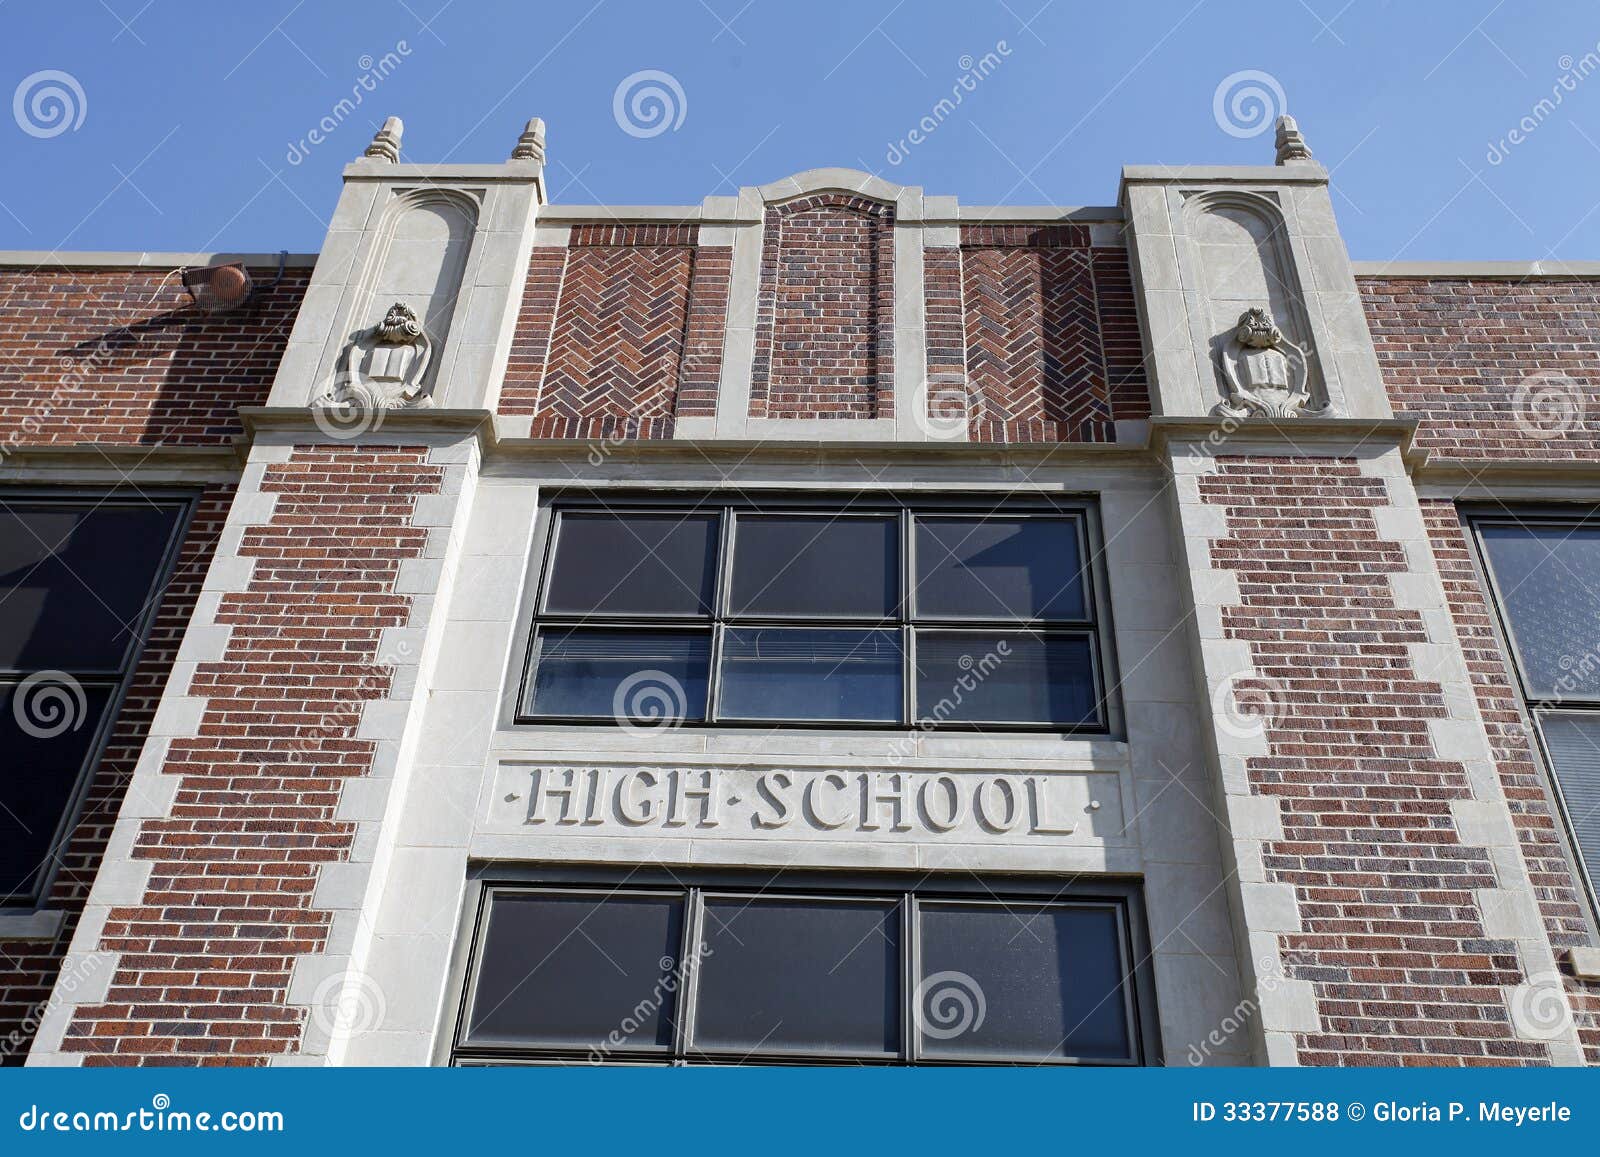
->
xmin=529 ymin=244 xmax=694 ymax=439
xmin=502 ymin=228 xmax=729 ymax=437
xmin=962 ymin=241 xmax=1114 ymax=442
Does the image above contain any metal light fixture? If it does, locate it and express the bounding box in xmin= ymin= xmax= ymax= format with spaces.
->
xmin=180 ymin=262 xmax=254 ymax=313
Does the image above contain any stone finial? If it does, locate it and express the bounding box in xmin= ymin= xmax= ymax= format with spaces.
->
xmin=363 ymin=116 xmax=403 ymax=163
xmin=511 ymin=117 xmax=546 ymax=163
xmin=1274 ymin=115 xmax=1312 ymax=164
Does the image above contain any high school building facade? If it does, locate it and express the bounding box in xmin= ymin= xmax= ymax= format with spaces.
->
xmin=2 ymin=115 xmax=1598 ymax=1066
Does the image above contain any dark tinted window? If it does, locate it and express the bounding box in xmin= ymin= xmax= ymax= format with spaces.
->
xmin=915 ymin=517 xmax=1086 ymax=621
xmin=464 ymin=891 xmax=684 ymax=1050
xmin=729 ymin=515 xmax=897 ymax=617
xmin=916 ymin=632 xmax=1097 ymax=726
xmin=0 ymin=495 xmax=187 ymax=905
xmin=522 ymin=500 xmax=1111 ymax=730
xmin=1479 ymin=523 xmax=1600 ymax=698
xmin=453 ymin=879 xmax=1149 ymax=1066
xmin=918 ymin=902 xmax=1132 ymax=1061
xmin=0 ymin=683 xmax=115 ymax=897
xmin=1538 ymin=713 xmax=1600 ymax=887
xmin=694 ymin=896 xmax=899 ymax=1055
xmin=0 ymin=502 xmax=183 ymax=670
xmin=524 ymin=629 xmax=709 ymax=722
xmin=718 ymin=628 xmax=902 ymax=722
xmin=543 ymin=512 xmax=718 ymax=617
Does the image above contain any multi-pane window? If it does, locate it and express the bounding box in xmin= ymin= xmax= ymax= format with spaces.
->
xmin=517 ymin=497 xmax=1112 ymax=730
xmin=0 ymin=493 xmax=189 ymax=905
xmin=1474 ymin=513 xmax=1600 ymax=910
xmin=451 ymin=874 xmax=1155 ymax=1066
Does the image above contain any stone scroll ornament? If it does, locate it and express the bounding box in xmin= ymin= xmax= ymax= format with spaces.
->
xmin=322 ymin=302 xmax=436 ymax=411
xmin=1212 ymin=306 xmax=1329 ymax=419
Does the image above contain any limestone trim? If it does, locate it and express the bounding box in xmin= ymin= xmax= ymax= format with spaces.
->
xmin=1351 ymin=260 xmax=1600 ymax=279
xmin=0 ymin=251 xmax=319 ymax=269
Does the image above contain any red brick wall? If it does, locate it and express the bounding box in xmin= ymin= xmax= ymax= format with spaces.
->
xmin=0 ymin=264 xmax=308 ymax=448
xmin=1 ymin=485 xmax=233 ymax=1064
xmin=958 ymin=226 xmax=1149 ymax=442
xmin=1201 ymin=456 xmax=1548 ymax=1065
xmin=1424 ymin=499 xmax=1600 ymax=1063
xmin=748 ymin=194 xmax=895 ymax=420
xmin=500 ymin=229 xmax=728 ymax=436
xmin=1361 ymin=276 xmax=1600 ymax=459
xmin=59 ymin=446 xmax=442 ymax=1064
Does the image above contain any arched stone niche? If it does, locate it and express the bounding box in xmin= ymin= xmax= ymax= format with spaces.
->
xmin=328 ymin=188 xmax=480 ymax=406
xmin=1182 ymin=190 xmax=1328 ymax=415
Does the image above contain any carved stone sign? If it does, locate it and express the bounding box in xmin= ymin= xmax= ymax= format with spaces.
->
xmin=321 ymin=301 xmax=436 ymax=411
xmin=485 ymin=761 xmax=1123 ymax=845
xmin=1213 ymin=306 xmax=1329 ymax=419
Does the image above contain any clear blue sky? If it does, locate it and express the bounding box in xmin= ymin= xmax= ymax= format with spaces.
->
xmin=5 ymin=1 xmax=1599 ymax=260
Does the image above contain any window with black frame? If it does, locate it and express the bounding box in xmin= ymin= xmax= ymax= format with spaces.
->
xmin=1474 ymin=512 xmax=1600 ymax=911
xmin=517 ymin=497 xmax=1111 ymax=730
xmin=451 ymin=876 xmax=1156 ymax=1066
xmin=0 ymin=493 xmax=189 ymax=905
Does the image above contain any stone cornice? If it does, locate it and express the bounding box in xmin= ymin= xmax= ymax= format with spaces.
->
xmin=0 ymin=442 xmax=246 ymax=479
xmin=1352 ymin=259 xmax=1600 ymax=280
xmin=1148 ymin=415 xmax=1418 ymax=457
